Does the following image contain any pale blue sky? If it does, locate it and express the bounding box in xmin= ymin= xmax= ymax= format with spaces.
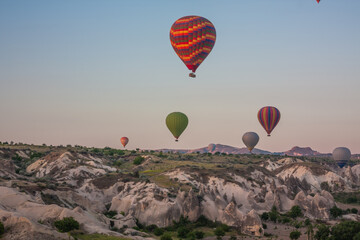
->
xmin=0 ymin=0 xmax=359 ymax=153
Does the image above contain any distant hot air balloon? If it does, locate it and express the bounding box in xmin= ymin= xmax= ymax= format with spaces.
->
xmin=258 ymin=106 xmax=281 ymax=136
xmin=242 ymin=132 xmax=259 ymax=153
xmin=120 ymin=137 xmax=129 ymax=148
xmin=166 ymin=112 xmax=188 ymax=142
xmin=332 ymin=147 xmax=351 ymax=168
xmin=316 ymin=0 xmax=320 ymax=3
xmin=170 ymin=16 xmax=216 ymax=78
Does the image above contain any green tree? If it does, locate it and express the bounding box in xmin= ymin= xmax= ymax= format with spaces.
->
xmin=290 ymin=230 xmax=301 ymax=240
xmin=288 ymin=205 xmax=302 ymax=219
xmin=351 ymin=208 xmax=358 ymax=214
xmin=218 ymin=223 xmax=230 ymax=232
xmin=161 ymin=233 xmax=173 ymax=240
xmin=133 ymin=156 xmax=145 ymax=165
xmin=177 ymin=226 xmax=190 ymax=238
xmin=214 ymin=227 xmax=225 ymax=239
xmin=314 ymin=224 xmax=330 ymax=240
xmin=261 ymin=212 xmax=269 ymax=221
xmin=269 ymin=211 xmax=277 ymax=222
xmin=330 ymin=205 xmax=343 ymax=218
xmin=194 ymin=230 xmax=205 ymax=239
xmin=54 ymin=217 xmax=80 ymax=232
xmin=330 ymin=220 xmax=360 ymax=240
xmin=154 ymin=228 xmax=164 ymax=236
xmin=354 ymin=232 xmax=360 ymax=240
xmin=306 ymin=224 xmax=314 ymax=240
xmin=0 ymin=221 xmax=4 ymax=236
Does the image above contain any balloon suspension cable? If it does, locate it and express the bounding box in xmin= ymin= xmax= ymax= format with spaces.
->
xmin=189 ymin=73 xmax=196 ymax=78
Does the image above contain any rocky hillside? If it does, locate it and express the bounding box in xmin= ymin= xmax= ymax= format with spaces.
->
xmin=0 ymin=143 xmax=360 ymax=239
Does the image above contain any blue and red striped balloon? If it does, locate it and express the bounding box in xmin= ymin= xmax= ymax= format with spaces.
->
xmin=258 ymin=106 xmax=281 ymax=136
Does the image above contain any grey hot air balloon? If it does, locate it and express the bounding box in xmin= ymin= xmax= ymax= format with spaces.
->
xmin=242 ymin=132 xmax=259 ymax=153
xmin=332 ymin=147 xmax=351 ymax=168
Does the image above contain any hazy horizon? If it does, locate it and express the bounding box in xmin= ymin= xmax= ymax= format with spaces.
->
xmin=1 ymin=0 xmax=359 ymax=153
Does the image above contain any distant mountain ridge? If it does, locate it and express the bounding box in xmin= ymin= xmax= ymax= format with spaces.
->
xmin=155 ymin=144 xmax=332 ymax=156
xmin=157 ymin=144 xmax=271 ymax=155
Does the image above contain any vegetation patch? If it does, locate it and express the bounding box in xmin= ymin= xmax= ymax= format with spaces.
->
xmin=41 ymin=193 xmax=64 ymax=206
xmin=54 ymin=217 xmax=80 ymax=232
xmin=333 ymin=191 xmax=360 ymax=205
xmin=71 ymin=233 xmax=130 ymax=240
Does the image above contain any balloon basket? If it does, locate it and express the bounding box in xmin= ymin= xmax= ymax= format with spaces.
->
xmin=189 ymin=73 xmax=196 ymax=78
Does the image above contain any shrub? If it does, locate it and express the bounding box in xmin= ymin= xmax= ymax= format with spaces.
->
xmin=262 ymin=223 xmax=267 ymax=229
xmin=133 ymin=156 xmax=145 ymax=165
xmin=194 ymin=230 xmax=205 ymax=239
xmin=331 ymin=220 xmax=360 ymax=240
xmin=0 ymin=221 xmax=4 ymax=235
xmin=218 ymin=223 xmax=230 ymax=232
xmin=351 ymin=208 xmax=358 ymax=214
xmin=161 ymin=233 xmax=173 ymax=240
xmin=229 ymin=236 xmax=237 ymax=240
xmin=314 ymin=224 xmax=330 ymax=240
xmin=214 ymin=228 xmax=225 ymax=238
xmin=54 ymin=217 xmax=80 ymax=232
xmin=154 ymin=227 xmax=164 ymax=236
xmin=104 ymin=210 xmax=117 ymax=219
xmin=304 ymin=218 xmax=311 ymax=226
xmin=281 ymin=216 xmax=291 ymax=224
xmin=330 ymin=205 xmax=343 ymax=218
xmin=288 ymin=205 xmax=302 ymax=219
xmin=177 ymin=226 xmax=190 ymax=238
xmin=290 ymin=230 xmax=301 ymax=240
xmin=261 ymin=212 xmax=269 ymax=221
xmin=195 ymin=215 xmax=215 ymax=228
xmin=269 ymin=211 xmax=277 ymax=222
xmin=146 ymin=224 xmax=158 ymax=232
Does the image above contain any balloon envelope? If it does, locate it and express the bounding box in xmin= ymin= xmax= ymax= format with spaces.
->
xmin=242 ymin=132 xmax=259 ymax=152
xmin=166 ymin=112 xmax=188 ymax=141
xmin=332 ymin=147 xmax=351 ymax=168
xmin=120 ymin=137 xmax=129 ymax=148
xmin=258 ymin=106 xmax=281 ymax=136
xmin=170 ymin=16 xmax=216 ymax=74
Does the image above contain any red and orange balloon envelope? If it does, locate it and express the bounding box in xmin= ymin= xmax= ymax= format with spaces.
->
xmin=120 ymin=137 xmax=129 ymax=148
xmin=316 ymin=0 xmax=320 ymax=3
xmin=170 ymin=16 xmax=216 ymax=77
xmin=258 ymin=106 xmax=281 ymax=136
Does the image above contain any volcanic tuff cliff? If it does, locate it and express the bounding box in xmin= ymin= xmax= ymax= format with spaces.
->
xmin=0 ymin=145 xmax=359 ymax=239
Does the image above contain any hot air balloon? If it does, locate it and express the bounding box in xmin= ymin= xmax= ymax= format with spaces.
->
xmin=258 ymin=106 xmax=281 ymax=136
xmin=316 ymin=0 xmax=320 ymax=3
xmin=332 ymin=147 xmax=351 ymax=168
xmin=170 ymin=16 xmax=216 ymax=78
xmin=120 ymin=137 xmax=129 ymax=148
xmin=242 ymin=132 xmax=259 ymax=153
xmin=166 ymin=112 xmax=188 ymax=142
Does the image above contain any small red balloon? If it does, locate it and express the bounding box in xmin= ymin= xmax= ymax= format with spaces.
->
xmin=120 ymin=137 xmax=129 ymax=148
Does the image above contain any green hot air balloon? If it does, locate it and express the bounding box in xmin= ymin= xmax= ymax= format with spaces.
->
xmin=242 ymin=132 xmax=259 ymax=153
xmin=166 ymin=112 xmax=188 ymax=142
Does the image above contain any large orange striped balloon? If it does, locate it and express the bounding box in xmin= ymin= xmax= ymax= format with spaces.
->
xmin=257 ymin=106 xmax=281 ymax=136
xmin=170 ymin=16 xmax=216 ymax=77
xmin=120 ymin=137 xmax=129 ymax=148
